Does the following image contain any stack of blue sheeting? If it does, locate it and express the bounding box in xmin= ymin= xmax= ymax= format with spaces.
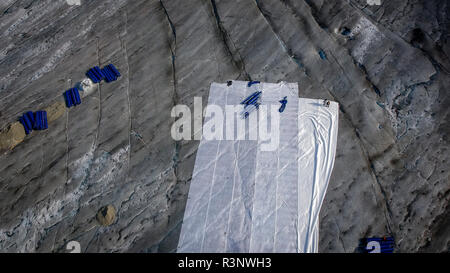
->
xmin=86 ymin=66 xmax=104 ymax=83
xmin=86 ymin=64 xmax=121 ymax=83
xmin=19 ymin=111 xmax=34 ymax=135
xmin=64 ymin=87 xmax=82 ymax=108
xmin=19 ymin=111 xmax=48 ymax=135
xmin=102 ymin=64 xmax=121 ymax=83
xmin=33 ymin=111 xmax=48 ymax=131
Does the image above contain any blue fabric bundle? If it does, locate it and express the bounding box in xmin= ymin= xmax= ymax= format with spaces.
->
xmin=101 ymin=64 xmax=121 ymax=83
xmin=19 ymin=110 xmax=48 ymax=135
xmin=64 ymin=87 xmax=82 ymax=108
xmin=86 ymin=64 xmax=120 ymax=84
xmin=107 ymin=64 xmax=121 ymax=78
xmin=33 ymin=111 xmax=48 ymax=130
xmin=247 ymin=80 xmax=260 ymax=87
xmin=247 ymin=95 xmax=260 ymax=105
xmin=86 ymin=66 xmax=104 ymax=83
xmin=19 ymin=111 xmax=34 ymax=135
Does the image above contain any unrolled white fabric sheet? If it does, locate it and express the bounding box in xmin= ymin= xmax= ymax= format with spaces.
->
xmin=177 ymin=81 xmax=339 ymax=253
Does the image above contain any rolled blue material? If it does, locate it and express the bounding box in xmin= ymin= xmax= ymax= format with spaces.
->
xmin=93 ymin=66 xmax=104 ymax=80
xmin=247 ymin=80 xmax=260 ymax=87
xmin=73 ymin=88 xmax=81 ymax=105
xmin=87 ymin=67 xmax=104 ymax=83
xmin=19 ymin=117 xmax=31 ymax=135
xmin=86 ymin=64 xmax=120 ymax=84
xmin=19 ymin=110 xmax=48 ymax=134
xmin=37 ymin=111 xmax=48 ymax=130
xmin=26 ymin=111 xmax=35 ymax=126
xmin=34 ymin=111 xmax=41 ymax=130
xmin=109 ymin=67 xmax=118 ymax=80
xmin=91 ymin=67 xmax=103 ymax=82
xmin=70 ymin=89 xmax=75 ymax=105
xmin=246 ymin=94 xmax=260 ymax=105
xmin=106 ymin=68 xmax=113 ymax=82
xmin=92 ymin=72 xmax=100 ymax=83
xmin=34 ymin=111 xmax=40 ymax=130
xmin=92 ymin=71 xmax=100 ymax=82
xmin=22 ymin=113 xmax=33 ymax=132
xmin=109 ymin=68 xmax=117 ymax=81
xmin=86 ymin=70 xmax=99 ymax=83
xmin=64 ymin=91 xmax=73 ymax=108
xmin=69 ymin=89 xmax=76 ymax=107
xmin=65 ymin=90 xmax=73 ymax=108
xmin=241 ymin=93 xmax=254 ymax=105
xmin=101 ymin=67 xmax=112 ymax=82
xmin=108 ymin=64 xmax=121 ymax=77
xmin=103 ymin=67 xmax=116 ymax=82
xmin=241 ymin=91 xmax=259 ymax=105
xmin=99 ymin=68 xmax=107 ymax=82
xmin=38 ymin=111 xmax=43 ymax=130
xmin=241 ymin=91 xmax=261 ymax=105
xmin=107 ymin=67 xmax=115 ymax=82
xmin=43 ymin=111 xmax=48 ymax=129
xmin=280 ymin=105 xmax=287 ymax=112
xmin=69 ymin=88 xmax=80 ymax=106
xmin=39 ymin=111 xmax=44 ymax=130
xmin=279 ymin=97 xmax=287 ymax=113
